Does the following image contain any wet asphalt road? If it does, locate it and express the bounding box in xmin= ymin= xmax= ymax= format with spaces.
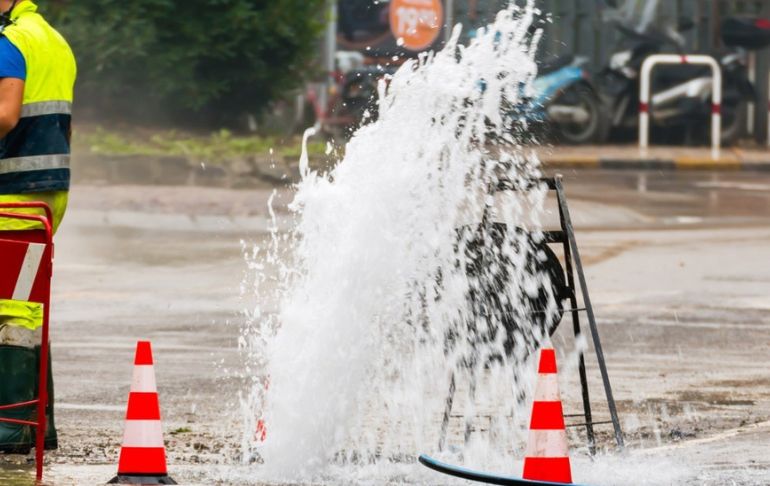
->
xmin=1 ymin=169 xmax=770 ymax=484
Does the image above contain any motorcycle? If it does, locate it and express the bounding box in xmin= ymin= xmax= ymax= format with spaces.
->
xmin=336 ymin=63 xmax=396 ymax=135
xmin=305 ymin=51 xmax=396 ymax=141
xmin=595 ymin=13 xmax=763 ymax=145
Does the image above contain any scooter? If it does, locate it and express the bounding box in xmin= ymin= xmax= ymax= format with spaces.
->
xmin=529 ymin=55 xmax=606 ymax=144
xmin=465 ymin=24 xmax=608 ymax=146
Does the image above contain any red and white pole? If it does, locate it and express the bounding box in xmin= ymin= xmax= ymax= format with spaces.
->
xmin=639 ymin=54 xmax=722 ymax=159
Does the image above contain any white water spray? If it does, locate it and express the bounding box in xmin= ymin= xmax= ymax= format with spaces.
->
xmin=240 ymin=3 xmax=564 ymax=482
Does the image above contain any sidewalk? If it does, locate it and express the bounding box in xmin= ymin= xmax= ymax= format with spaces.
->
xmin=539 ymin=145 xmax=770 ymax=171
xmin=71 ymin=144 xmax=770 ymax=190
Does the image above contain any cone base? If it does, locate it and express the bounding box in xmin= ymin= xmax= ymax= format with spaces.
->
xmin=108 ymin=474 xmax=177 ymax=485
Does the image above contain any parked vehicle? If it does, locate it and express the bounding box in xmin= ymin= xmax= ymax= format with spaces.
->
xmin=305 ymin=51 xmax=396 ymax=140
xmin=529 ymin=55 xmax=607 ymax=144
xmin=335 ymin=64 xmax=396 ymax=135
xmin=595 ymin=8 xmax=769 ymax=145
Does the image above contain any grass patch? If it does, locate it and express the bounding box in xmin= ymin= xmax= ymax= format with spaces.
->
xmin=75 ymin=126 xmax=328 ymax=163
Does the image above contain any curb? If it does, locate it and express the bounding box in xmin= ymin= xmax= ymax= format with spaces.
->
xmin=542 ymin=156 xmax=770 ymax=171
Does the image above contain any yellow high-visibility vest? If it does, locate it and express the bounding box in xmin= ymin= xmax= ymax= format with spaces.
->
xmin=0 ymin=0 xmax=75 ymax=232
xmin=0 ymin=1 xmax=75 ymax=334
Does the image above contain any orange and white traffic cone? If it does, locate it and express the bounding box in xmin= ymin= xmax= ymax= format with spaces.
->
xmin=109 ymin=341 xmax=177 ymax=485
xmin=255 ymin=418 xmax=267 ymax=442
xmin=255 ymin=377 xmax=269 ymax=443
xmin=522 ymin=348 xmax=572 ymax=484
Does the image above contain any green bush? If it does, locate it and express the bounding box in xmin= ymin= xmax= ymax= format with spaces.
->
xmin=38 ymin=0 xmax=325 ymax=126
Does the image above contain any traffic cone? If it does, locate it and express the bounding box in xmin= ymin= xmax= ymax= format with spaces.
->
xmin=522 ymin=348 xmax=572 ymax=484
xmin=255 ymin=377 xmax=269 ymax=443
xmin=255 ymin=418 xmax=267 ymax=442
xmin=109 ymin=341 xmax=177 ymax=485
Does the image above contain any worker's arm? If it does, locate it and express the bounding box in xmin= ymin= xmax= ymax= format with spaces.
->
xmin=0 ymin=76 xmax=23 ymax=137
xmin=0 ymin=36 xmax=26 ymax=138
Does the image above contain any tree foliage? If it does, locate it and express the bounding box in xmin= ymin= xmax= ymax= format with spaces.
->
xmin=37 ymin=0 xmax=325 ymax=126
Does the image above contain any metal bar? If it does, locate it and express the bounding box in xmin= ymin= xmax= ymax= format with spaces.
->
xmin=37 ymin=213 xmax=52 ymax=482
xmin=710 ymin=0 xmax=720 ymax=50
xmin=0 ymin=399 xmax=39 ymax=411
xmin=464 ymin=368 xmax=478 ymax=446
xmin=319 ymin=0 xmax=338 ymax=119
xmin=542 ymin=231 xmax=566 ymax=243
xmin=555 ymin=176 xmax=624 ymax=450
xmin=495 ymin=178 xmax=555 ymax=192
xmin=445 ymin=0 xmax=455 ymax=42
xmin=558 ymin=193 xmax=595 ymax=455
xmin=0 ymin=212 xmax=52 ymax=236
xmin=438 ymin=372 xmax=456 ymax=451
xmin=566 ymin=420 xmax=614 ymax=428
xmin=530 ymin=307 xmax=586 ymax=315
xmin=748 ymin=51 xmax=756 ymax=136
xmin=35 ymin=246 xmax=52 ymax=482
xmin=0 ymin=201 xmax=53 ymax=225
xmin=0 ymin=417 xmax=38 ymax=427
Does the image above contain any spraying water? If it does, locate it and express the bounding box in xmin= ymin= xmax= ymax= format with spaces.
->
xmin=239 ymin=3 xmax=568 ymax=482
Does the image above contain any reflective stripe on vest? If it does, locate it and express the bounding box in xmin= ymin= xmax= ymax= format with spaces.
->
xmin=0 ymin=154 xmax=70 ymax=175
xmin=0 ymin=1 xmax=76 ymax=195
xmin=20 ymin=100 xmax=72 ymax=117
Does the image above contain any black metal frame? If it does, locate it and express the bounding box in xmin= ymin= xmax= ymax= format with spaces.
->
xmin=550 ymin=175 xmax=624 ymax=451
xmin=438 ymin=175 xmax=624 ymax=453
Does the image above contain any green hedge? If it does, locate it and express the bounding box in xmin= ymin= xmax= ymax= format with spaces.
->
xmin=38 ymin=0 xmax=325 ymax=126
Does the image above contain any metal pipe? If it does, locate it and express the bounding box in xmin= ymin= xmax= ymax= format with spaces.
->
xmin=0 ymin=201 xmax=53 ymax=224
xmin=0 ymin=399 xmax=39 ymax=411
xmin=0 ymin=417 xmax=38 ymax=427
xmin=320 ymin=0 xmax=338 ymax=118
xmin=748 ymin=51 xmax=756 ymax=136
xmin=444 ymin=0 xmax=454 ymax=43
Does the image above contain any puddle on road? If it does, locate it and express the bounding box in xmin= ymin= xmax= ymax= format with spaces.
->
xmin=0 ymin=462 xmax=114 ymax=486
xmin=0 ymin=465 xmax=45 ymax=486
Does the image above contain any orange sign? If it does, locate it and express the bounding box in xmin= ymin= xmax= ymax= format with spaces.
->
xmin=389 ymin=0 xmax=444 ymax=51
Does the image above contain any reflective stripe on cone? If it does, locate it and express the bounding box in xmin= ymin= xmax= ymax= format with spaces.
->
xmin=122 ymin=420 xmax=165 ymax=448
xmin=525 ymin=429 xmax=570 ymax=458
xmin=131 ymin=366 xmax=157 ymax=393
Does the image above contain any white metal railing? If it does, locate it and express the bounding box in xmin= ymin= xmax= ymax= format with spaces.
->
xmin=639 ymin=54 xmax=722 ymax=159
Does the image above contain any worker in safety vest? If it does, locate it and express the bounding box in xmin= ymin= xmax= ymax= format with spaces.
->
xmin=0 ymin=0 xmax=75 ymax=454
